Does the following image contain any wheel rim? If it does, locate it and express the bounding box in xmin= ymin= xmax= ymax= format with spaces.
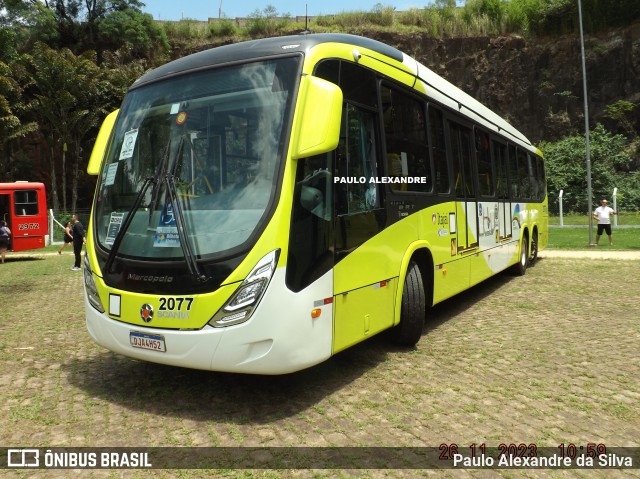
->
xmin=531 ymin=234 xmax=538 ymax=260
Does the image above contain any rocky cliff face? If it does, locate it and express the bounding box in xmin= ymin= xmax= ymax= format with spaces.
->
xmin=186 ymin=23 xmax=639 ymax=144
xmin=374 ymin=21 xmax=640 ymax=143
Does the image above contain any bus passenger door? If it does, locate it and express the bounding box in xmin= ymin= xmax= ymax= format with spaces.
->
xmin=0 ymin=194 xmax=10 ymax=247
xmin=493 ymin=140 xmax=512 ymax=240
xmin=449 ymin=121 xmax=478 ymax=254
xmin=332 ymin=103 xmax=393 ymax=353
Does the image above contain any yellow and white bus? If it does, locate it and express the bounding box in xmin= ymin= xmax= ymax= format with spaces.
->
xmin=84 ymin=33 xmax=547 ymax=374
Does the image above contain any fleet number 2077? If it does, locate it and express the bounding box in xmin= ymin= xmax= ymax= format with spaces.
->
xmin=158 ymin=297 xmax=193 ymax=311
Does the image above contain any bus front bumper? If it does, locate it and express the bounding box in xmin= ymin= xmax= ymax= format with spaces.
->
xmin=84 ymin=269 xmax=334 ymax=374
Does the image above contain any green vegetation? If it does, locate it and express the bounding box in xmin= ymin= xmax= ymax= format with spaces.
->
xmin=210 ymin=0 xmax=640 ymax=39
xmin=547 ymin=227 xmax=640 ymax=250
xmin=550 ymin=212 xmax=640 ymax=226
xmin=1 ymin=0 xmax=640 ymax=216
xmin=548 ymin=212 xmax=640 ymax=250
xmin=542 ymin=124 xmax=640 ymax=215
xmin=1 ymin=1 xmax=164 ymax=213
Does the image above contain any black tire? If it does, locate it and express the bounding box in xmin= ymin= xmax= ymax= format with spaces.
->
xmin=390 ymin=261 xmax=425 ymax=346
xmin=529 ymin=230 xmax=538 ymax=264
xmin=510 ymin=234 xmax=529 ymax=276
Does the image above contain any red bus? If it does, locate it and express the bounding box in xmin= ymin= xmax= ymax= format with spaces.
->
xmin=0 ymin=182 xmax=48 ymax=252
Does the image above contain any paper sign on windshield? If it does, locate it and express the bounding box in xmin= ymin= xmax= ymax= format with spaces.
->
xmin=119 ymin=129 xmax=139 ymax=161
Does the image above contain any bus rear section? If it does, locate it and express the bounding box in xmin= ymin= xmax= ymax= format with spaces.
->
xmin=0 ymin=182 xmax=48 ymax=252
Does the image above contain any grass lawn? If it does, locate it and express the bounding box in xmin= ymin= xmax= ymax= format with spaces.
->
xmin=548 ymin=226 xmax=640 ymax=250
xmin=549 ymin=212 xmax=640 ymax=226
xmin=548 ymin=214 xmax=640 ymax=250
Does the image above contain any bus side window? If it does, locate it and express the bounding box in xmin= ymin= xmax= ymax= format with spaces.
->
xmin=535 ymin=155 xmax=546 ymax=200
xmin=508 ymin=145 xmax=518 ymax=198
xmin=516 ymin=148 xmax=530 ymax=199
xmin=428 ymin=105 xmax=449 ymax=195
xmin=297 ymin=160 xmax=333 ymax=221
xmin=287 ymin=152 xmax=334 ymax=292
xmin=381 ymin=85 xmax=432 ymax=193
xmin=335 ymin=104 xmax=380 ymax=215
xmin=492 ymin=140 xmax=509 ymax=199
xmin=475 ymin=129 xmax=494 ymax=197
xmin=449 ymin=121 xmax=474 ymax=199
xmin=14 ymin=190 xmax=39 ymax=216
xmin=314 ymin=59 xmax=340 ymax=87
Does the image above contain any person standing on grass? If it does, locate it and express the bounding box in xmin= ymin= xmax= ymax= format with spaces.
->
xmin=70 ymin=214 xmax=86 ymax=270
xmin=0 ymin=220 xmax=11 ymax=264
xmin=58 ymin=221 xmax=73 ymax=254
xmin=593 ymin=198 xmax=617 ymax=246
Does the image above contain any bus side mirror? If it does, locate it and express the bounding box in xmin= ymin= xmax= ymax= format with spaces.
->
xmin=291 ymin=76 xmax=342 ymax=160
xmin=87 ymin=109 xmax=119 ymax=175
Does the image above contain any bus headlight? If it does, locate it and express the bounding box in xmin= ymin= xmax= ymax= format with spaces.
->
xmin=209 ymin=249 xmax=279 ymax=328
xmin=83 ymin=255 xmax=105 ymax=313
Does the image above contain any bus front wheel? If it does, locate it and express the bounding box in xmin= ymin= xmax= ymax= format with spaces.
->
xmin=390 ymin=261 xmax=425 ymax=346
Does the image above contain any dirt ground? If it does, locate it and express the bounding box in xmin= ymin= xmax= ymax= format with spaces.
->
xmin=540 ymin=249 xmax=640 ymax=260
xmin=1 ymin=249 xmax=639 ymax=478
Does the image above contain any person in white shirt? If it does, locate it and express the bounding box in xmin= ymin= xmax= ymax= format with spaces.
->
xmin=593 ymin=198 xmax=617 ymax=246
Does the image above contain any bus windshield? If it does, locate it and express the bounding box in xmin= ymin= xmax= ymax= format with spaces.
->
xmin=93 ymin=57 xmax=299 ymax=260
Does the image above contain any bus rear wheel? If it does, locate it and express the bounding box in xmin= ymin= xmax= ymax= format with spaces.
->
xmin=529 ymin=230 xmax=538 ymax=264
xmin=390 ymin=261 xmax=425 ymax=346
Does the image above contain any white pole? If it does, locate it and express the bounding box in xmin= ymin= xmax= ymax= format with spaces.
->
xmin=49 ymin=209 xmax=54 ymax=245
xmin=578 ymin=0 xmax=594 ymax=245
xmin=613 ymin=187 xmax=618 ymax=226
xmin=49 ymin=210 xmax=66 ymax=244
xmin=559 ymin=189 xmax=564 ymax=226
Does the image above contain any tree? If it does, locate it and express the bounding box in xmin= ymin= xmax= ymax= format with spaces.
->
xmin=0 ymin=28 xmax=38 ymax=179
xmin=21 ymin=43 xmax=94 ymax=211
xmin=68 ymin=48 xmax=146 ymax=212
xmin=20 ymin=40 xmax=144 ymax=213
xmin=542 ymin=124 xmax=640 ymax=214
xmin=1 ymin=0 xmax=60 ymax=48
xmin=84 ymin=0 xmax=147 ymax=52
xmin=2 ymin=0 xmax=165 ymax=60
xmin=605 ymin=100 xmax=638 ymax=138
xmin=97 ymin=8 xmax=169 ymax=63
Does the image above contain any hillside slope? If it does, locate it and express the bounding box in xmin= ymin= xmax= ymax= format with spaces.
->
xmin=373 ymin=23 xmax=640 ymax=143
xmin=184 ymin=22 xmax=640 ymax=144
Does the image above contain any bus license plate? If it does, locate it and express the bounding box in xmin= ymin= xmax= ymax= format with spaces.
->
xmin=130 ymin=331 xmax=166 ymax=352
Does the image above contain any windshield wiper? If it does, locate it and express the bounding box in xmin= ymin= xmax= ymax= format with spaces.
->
xmin=104 ymin=175 xmax=156 ymax=275
xmin=104 ymin=134 xmax=173 ymax=275
xmin=165 ymin=135 xmax=209 ymax=284
xmin=164 ymin=174 xmax=209 ymax=283
xmin=148 ymin=137 xmax=174 ymax=226
xmin=103 ymin=133 xmax=209 ymax=284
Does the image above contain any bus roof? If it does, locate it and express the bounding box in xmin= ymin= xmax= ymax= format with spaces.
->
xmin=132 ymin=34 xmax=403 ymax=89
xmin=131 ymin=33 xmax=534 ymax=152
xmin=0 ymin=182 xmax=45 ymax=190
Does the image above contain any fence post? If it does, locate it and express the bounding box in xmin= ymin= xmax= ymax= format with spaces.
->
xmin=49 ymin=209 xmax=54 ymax=245
xmin=613 ymin=187 xmax=618 ymax=226
xmin=559 ymin=189 xmax=564 ymax=226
